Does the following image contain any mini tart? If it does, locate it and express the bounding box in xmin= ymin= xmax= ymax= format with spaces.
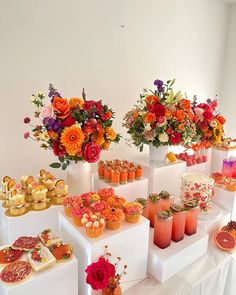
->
xmin=27 ymin=181 xmax=40 ymax=195
xmin=39 ymin=229 xmax=63 ymax=247
xmin=54 ymin=180 xmax=68 ymax=196
xmin=49 ymin=243 xmax=73 ymax=262
xmin=0 ymin=247 xmax=24 ymax=264
xmin=0 ymin=261 xmax=32 ymax=284
xmin=43 ymin=176 xmax=55 ymax=190
xmin=20 ymin=175 xmax=33 ymax=188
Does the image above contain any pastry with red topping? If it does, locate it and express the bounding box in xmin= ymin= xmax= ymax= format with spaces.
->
xmin=0 ymin=247 xmax=24 ymax=264
xmin=0 ymin=261 xmax=32 ymax=284
xmin=12 ymin=236 xmax=40 ymax=251
xmin=28 ymin=244 xmax=56 ymax=271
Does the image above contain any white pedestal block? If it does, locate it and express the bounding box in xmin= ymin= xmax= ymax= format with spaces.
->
xmin=186 ymin=162 xmax=210 ymax=175
xmin=213 ymin=186 xmax=236 ymax=220
xmin=211 ymin=148 xmax=236 ymax=173
xmin=92 ymin=173 xmax=149 ymax=201
xmin=148 ymin=228 xmax=209 ymax=283
xmin=0 ymin=204 xmax=62 ymax=245
xmin=59 ymin=212 xmax=150 ymax=295
xmin=198 ymin=203 xmax=231 ymax=237
xmin=0 ymin=254 xmax=78 ymax=295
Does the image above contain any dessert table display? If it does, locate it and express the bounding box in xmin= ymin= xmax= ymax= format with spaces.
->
xmin=0 ymin=229 xmax=77 ymax=295
xmin=0 ymin=171 xmax=68 ymax=245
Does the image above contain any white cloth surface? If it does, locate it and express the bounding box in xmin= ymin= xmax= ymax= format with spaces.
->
xmin=124 ymin=240 xmax=236 ymax=295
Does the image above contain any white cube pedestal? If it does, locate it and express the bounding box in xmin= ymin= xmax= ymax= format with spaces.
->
xmin=213 ymin=186 xmax=236 ymax=219
xmin=198 ymin=203 xmax=231 ymax=237
xmin=211 ymin=148 xmax=236 ymax=173
xmin=59 ymin=212 xmax=150 ymax=295
xmin=92 ymin=173 xmax=149 ymax=201
xmin=186 ymin=162 xmax=210 ymax=175
xmin=0 ymin=255 xmax=78 ymax=295
xmin=148 ymin=228 xmax=209 ymax=283
xmin=0 ymin=205 xmax=62 ymax=245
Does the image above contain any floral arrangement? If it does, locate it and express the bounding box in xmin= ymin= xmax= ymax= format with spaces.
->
xmin=24 ymin=84 xmax=121 ymax=170
xmin=85 ymin=246 xmax=127 ymax=293
xmin=123 ymin=79 xmax=198 ymax=151
xmin=123 ymin=202 xmax=143 ymax=215
xmin=191 ymin=97 xmax=226 ymax=145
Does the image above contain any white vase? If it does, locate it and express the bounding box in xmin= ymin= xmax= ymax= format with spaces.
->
xmin=149 ymin=145 xmax=169 ymax=162
xmin=66 ymin=161 xmax=92 ymax=195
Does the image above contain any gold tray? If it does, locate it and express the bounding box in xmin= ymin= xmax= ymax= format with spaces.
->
xmin=5 ymin=206 xmax=30 ymax=217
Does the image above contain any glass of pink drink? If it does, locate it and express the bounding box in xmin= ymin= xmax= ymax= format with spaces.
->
xmin=184 ymin=200 xmax=199 ymax=235
xmin=171 ymin=204 xmax=186 ymax=242
xmin=154 ymin=210 xmax=173 ymax=249
xmin=148 ymin=193 xmax=161 ymax=227
xmin=135 ymin=198 xmax=149 ymax=219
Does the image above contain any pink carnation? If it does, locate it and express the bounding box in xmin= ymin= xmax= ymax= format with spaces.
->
xmin=40 ymin=105 xmax=55 ymax=120
xmin=91 ymin=200 xmax=108 ymax=213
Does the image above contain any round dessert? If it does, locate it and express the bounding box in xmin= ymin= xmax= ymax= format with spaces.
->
xmin=102 ymin=208 xmax=123 ymax=230
xmin=0 ymin=247 xmax=24 ymax=264
xmin=107 ymin=196 xmax=126 ymax=209
xmin=123 ymin=202 xmax=143 ymax=223
xmin=31 ymin=185 xmax=48 ymax=210
xmin=12 ymin=236 xmax=40 ymax=251
xmin=54 ymin=180 xmax=68 ymax=196
xmin=0 ymin=261 xmax=32 ymax=284
xmin=81 ymin=212 xmax=106 ymax=238
xmin=72 ymin=206 xmax=91 ymax=227
xmin=181 ymin=172 xmax=214 ymax=212
xmin=9 ymin=193 xmax=26 ymax=216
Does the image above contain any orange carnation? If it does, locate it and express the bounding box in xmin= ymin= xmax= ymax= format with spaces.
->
xmin=216 ymin=115 xmax=226 ymax=125
xmin=132 ymin=111 xmax=139 ymax=120
xmin=60 ymin=124 xmax=85 ymax=156
xmin=69 ymin=97 xmax=84 ymax=109
xmin=180 ymin=99 xmax=191 ymax=110
xmin=106 ymin=127 xmax=117 ymax=140
xmin=178 ymin=124 xmax=185 ymax=131
xmin=145 ymin=95 xmax=159 ymax=105
xmin=143 ymin=112 xmax=156 ymax=123
xmin=48 ymin=130 xmax=58 ymax=140
xmin=52 ymin=97 xmax=70 ymax=119
xmin=175 ymin=110 xmax=185 ymax=122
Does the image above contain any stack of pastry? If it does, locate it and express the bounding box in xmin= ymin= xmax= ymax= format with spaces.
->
xmin=53 ymin=180 xmax=68 ymax=204
xmin=9 ymin=188 xmax=26 ymax=216
xmin=31 ymin=185 xmax=48 ymax=210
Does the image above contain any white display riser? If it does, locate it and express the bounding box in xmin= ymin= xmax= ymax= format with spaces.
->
xmin=0 ymin=253 xmax=78 ymax=295
xmin=59 ymin=212 xmax=150 ymax=295
xmin=211 ymin=148 xmax=236 ymax=173
xmin=148 ymin=228 xmax=209 ymax=283
xmin=130 ymin=154 xmax=186 ymax=195
xmin=92 ymin=173 xmax=149 ymax=201
xmin=198 ymin=203 xmax=231 ymax=238
xmin=0 ymin=203 xmax=62 ymax=245
xmin=186 ymin=161 xmax=210 ymax=175
xmin=213 ymin=186 xmax=236 ymax=220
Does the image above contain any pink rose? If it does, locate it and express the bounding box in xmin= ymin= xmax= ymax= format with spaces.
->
xmin=40 ymin=105 xmax=55 ymax=120
xmin=194 ymin=108 xmax=204 ymax=120
xmin=83 ymin=142 xmax=101 ymax=163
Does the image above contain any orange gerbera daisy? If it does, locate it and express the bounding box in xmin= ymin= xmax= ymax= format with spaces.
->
xmin=60 ymin=124 xmax=85 ymax=156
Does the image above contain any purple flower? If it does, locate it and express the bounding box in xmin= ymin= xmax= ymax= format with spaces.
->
xmin=43 ymin=117 xmax=61 ymax=132
xmin=48 ymin=83 xmax=62 ymax=100
xmin=154 ymin=79 xmax=163 ymax=87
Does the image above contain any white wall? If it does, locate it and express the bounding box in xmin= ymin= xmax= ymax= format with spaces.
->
xmin=0 ymin=0 xmax=229 ymax=179
xmin=219 ymin=3 xmax=236 ymax=137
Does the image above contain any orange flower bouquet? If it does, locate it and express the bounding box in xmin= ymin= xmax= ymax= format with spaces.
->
xmin=24 ymin=84 xmax=121 ymax=170
xmin=123 ymin=79 xmax=198 ymax=151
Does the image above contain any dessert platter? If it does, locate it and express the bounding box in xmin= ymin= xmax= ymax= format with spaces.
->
xmin=62 ymin=187 xmax=143 ymax=239
xmin=0 ymin=229 xmax=73 ymax=285
xmin=97 ymin=159 xmax=143 ymax=186
xmin=0 ymin=170 xmax=68 ymax=217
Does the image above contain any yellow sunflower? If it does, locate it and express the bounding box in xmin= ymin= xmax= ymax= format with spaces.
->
xmin=212 ymin=125 xmax=223 ymax=143
xmin=106 ymin=127 xmax=117 ymax=140
xmin=60 ymin=124 xmax=85 ymax=156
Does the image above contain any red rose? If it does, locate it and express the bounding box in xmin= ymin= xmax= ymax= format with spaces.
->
xmin=52 ymin=140 xmax=66 ymax=157
xmin=83 ymin=100 xmax=103 ymax=115
xmin=169 ymin=132 xmax=181 ymax=144
xmin=85 ymin=257 xmax=115 ymax=290
xmin=153 ymin=103 xmax=166 ymax=117
xmin=147 ymin=104 xmax=155 ymax=112
xmin=61 ymin=114 xmax=76 ymax=127
xmin=156 ymin=116 xmax=165 ymax=124
xmin=83 ymin=142 xmax=101 ymax=163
